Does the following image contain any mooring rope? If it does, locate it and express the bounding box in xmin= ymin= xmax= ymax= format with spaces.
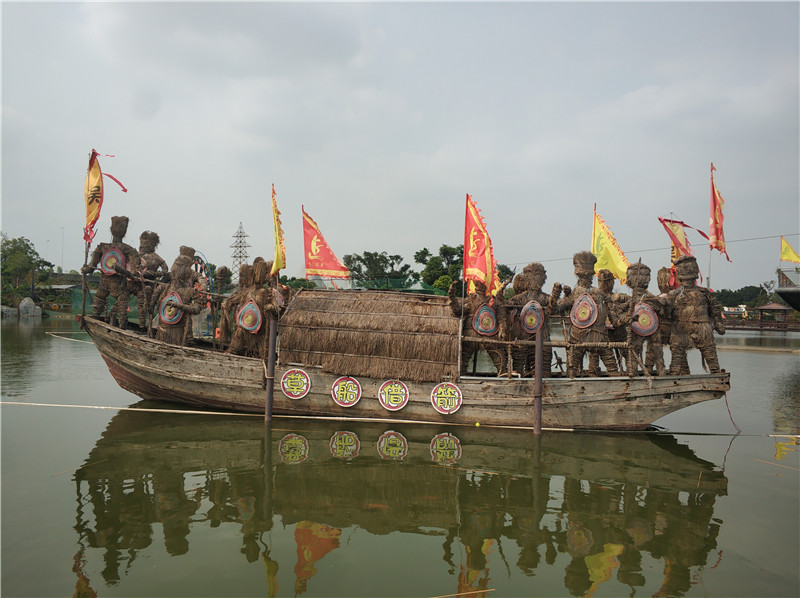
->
xmin=45 ymin=332 xmax=94 ymax=344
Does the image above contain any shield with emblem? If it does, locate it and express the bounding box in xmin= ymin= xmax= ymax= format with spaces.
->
xmin=519 ymin=300 xmax=545 ymax=334
xmin=159 ymin=291 xmax=183 ymax=325
xmin=570 ymin=293 xmax=598 ymax=329
xmin=100 ymin=247 xmax=125 ymax=276
xmin=472 ymin=304 xmax=498 ymax=336
xmin=236 ymin=300 xmax=263 ymax=334
xmin=632 ymin=303 xmax=659 ymax=337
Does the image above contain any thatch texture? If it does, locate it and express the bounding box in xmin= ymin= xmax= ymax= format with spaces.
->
xmin=278 ymin=290 xmax=460 ymax=382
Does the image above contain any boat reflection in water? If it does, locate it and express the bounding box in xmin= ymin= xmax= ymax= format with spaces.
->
xmin=73 ymin=406 xmax=728 ymax=597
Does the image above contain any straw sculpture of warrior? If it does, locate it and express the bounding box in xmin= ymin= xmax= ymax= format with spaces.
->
xmin=226 ymin=259 xmax=280 ymax=359
xmin=588 ymin=269 xmax=630 ymax=374
xmin=667 ymin=255 xmax=725 ymax=374
xmin=82 ymin=216 xmax=140 ymax=328
xmin=449 ymin=279 xmax=509 ymax=376
xmin=132 ymin=230 xmax=168 ymax=332
xmin=153 ymin=255 xmax=203 ymax=345
xmin=551 ymin=252 xmax=621 ymax=377
xmin=219 ymin=264 xmax=252 ymax=344
xmin=643 ymin=266 xmax=673 ymax=376
xmin=507 ymin=263 xmax=553 ymax=376
xmin=616 ymin=263 xmax=665 ymax=376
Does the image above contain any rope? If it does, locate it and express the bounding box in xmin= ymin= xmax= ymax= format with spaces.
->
xmin=45 ymin=332 xmax=94 ymax=344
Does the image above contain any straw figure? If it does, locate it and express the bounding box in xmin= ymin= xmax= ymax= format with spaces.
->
xmin=667 ymin=256 xmax=725 ymax=374
xmin=219 ymin=264 xmax=252 ymax=344
xmin=643 ymin=266 xmax=673 ymax=376
xmin=226 ymin=259 xmax=280 ymax=359
xmin=132 ymin=231 xmax=169 ymax=332
xmin=618 ymin=262 xmax=662 ymax=376
xmin=449 ymin=280 xmax=509 ymax=376
xmin=82 ymin=216 xmax=140 ymax=328
xmin=552 ymin=252 xmax=621 ymax=377
xmin=153 ymin=255 xmax=203 ymax=345
xmin=587 ymin=269 xmax=628 ymax=374
xmin=507 ymin=263 xmax=553 ymax=376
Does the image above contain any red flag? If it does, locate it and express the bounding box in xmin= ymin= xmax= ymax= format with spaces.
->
xmin=302 ymin=207 xmax=350 ymax=279
xmin=83 ymin=149 xmax=127 ymax=245
xmin=657 ymin=217 xmax=710 ymax=263
xmin=463 ymin=194 xmax=501 ymax=296
xmin=709 ymin=163 xmax=731 ymax=261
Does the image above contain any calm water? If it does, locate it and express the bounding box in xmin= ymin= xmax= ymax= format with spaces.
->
xmin=1 ymin=318 xmax=798 ymax=598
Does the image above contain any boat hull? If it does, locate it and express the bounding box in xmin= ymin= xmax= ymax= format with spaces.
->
xmin=83 ymin=316 xmax=730 ymax=431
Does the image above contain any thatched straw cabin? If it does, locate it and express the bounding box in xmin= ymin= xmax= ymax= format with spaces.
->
xmin=278 ymin=290 xmax=460 ymax=382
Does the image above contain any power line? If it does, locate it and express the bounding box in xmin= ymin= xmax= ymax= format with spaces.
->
xmin=508 ymin=232 xmax=799 ymax=267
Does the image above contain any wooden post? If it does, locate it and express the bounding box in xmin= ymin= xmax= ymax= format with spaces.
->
xmin=264 ymin=316 xmax=277 ymax=421
xmin=533 ymin=329 xmax=543 ymax=434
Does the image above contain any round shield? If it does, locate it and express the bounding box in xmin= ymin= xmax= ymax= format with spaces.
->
xmin=100 ymin=247 xmax=125 ymax=276
xmin=632 ymin=303 xmax=659 ymax=337
xmin=519 ymin=300 xmax=544 ymax=334
xmin=236 ymin=300 xmax=263 ymax=334
xmin=570 ymin=293 xmax=598 ymax=329
xmin=472 ymin=304 xmax=498 ymax=336
xmin=159 ymin=291 xmax=183 ymax=325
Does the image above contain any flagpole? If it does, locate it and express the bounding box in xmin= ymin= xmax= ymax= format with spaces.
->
xmin=707 ymin=164 xmax=713 ymax=288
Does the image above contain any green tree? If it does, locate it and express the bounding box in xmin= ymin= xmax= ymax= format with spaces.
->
xmin=342 ymin=251 xmax=418 ymax=289
xmin=281 ymin=275 xmax=316 ymax=290
xmin=1 ymin=233 xmax=43 ymax=287
xmin=416 ymin=244 xmax=464 ymax=286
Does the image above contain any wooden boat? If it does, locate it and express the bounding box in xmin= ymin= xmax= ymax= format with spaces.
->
xmin=82 ymin=289 xmax=730 ymax=430
xmin=73 ymin=409 xmax=727 ymax=594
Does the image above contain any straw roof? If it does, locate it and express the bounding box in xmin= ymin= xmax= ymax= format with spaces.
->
xmin=278 ymin=289 xmax=460 ymax=382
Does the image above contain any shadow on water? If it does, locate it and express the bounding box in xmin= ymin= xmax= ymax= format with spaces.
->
xmin=73 ymin=406 xmax=728 ymax=597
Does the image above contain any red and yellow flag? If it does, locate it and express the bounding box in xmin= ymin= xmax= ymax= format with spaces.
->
xmin=270 ymin=184 xmax=286 ymax=276
xmin=780 ymin=236 xmax=800 ymax=263
xmin=463 ymin=194 xmax=501 ymax=296
xmin=302 ymin=207 xmax=350 ymax=279
xmin=83 ymin=149 xmax=127 ymax=245
xmin=592 ymin=210 xmax=630 ymax=284
xmin=83 ymin=150 xmax=104 ymax=243
xmin=709 ymin=163 xmax=731 ymax=261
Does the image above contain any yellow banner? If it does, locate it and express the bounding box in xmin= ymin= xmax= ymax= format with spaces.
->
xmin=780 ymin=236 xmax=800 ymax=263
xmin=592 ymin=212 xmax=630 ymax=284
xmin=270 ymin=184 xmax=286 ymax=276
xmin=83 ymin=150 xmax=103 ymax=242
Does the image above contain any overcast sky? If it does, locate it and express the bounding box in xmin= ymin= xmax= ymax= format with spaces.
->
xmin=3 ymin=1 xmax=798 ymax=292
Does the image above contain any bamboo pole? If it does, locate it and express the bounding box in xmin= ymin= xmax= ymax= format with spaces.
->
xmin=264 ymin=316 xmax=277 ymax=421
xmin=532 ymin=329 xmax=543 ymax=434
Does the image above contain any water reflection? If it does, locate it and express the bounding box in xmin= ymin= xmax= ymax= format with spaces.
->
xmin=73 ymin=407 xmax=728 ymax=597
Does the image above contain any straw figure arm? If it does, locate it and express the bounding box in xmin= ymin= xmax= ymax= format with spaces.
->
xmin=702 ymin=288 xmax=726 ymax=335
xmin=448 ymin=281 xmax=465 ymax=318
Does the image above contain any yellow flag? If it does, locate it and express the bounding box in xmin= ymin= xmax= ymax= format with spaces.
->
xmin=780 ymin=236 xmax=800 ymax=264
xmin=270 ymin=184 xmax=286 ymax=276
xmin=592 ymin=212 xmax=630 ymax=285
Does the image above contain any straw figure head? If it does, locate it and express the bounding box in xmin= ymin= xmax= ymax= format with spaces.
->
xmin=626 ymin=262 xmax=651 ymax=293
xmin=572 ymin=251 xmax=597 ymax=285
xmin=251 ymin=259 xmax=270 ymax=286
xmin=170 ymin=255 xmax=193 ymax=285
xmin=139 ymin=231 xmax=160 ymax=253
xmin=674 ymin=255 xmax=699 ymax=285
xmin=656 ymin=267 xmax=672 ymax=294
xmin=597 ymin=269 xmax=615 ymax=294
xmin=110 ymin=216 xmax=129 ymax=240
xmin=523 ymin=262 xmax=547 ymax=292
xmin=512 ymin=273 xmax=529 ymax=295
xmin=238 ymin=264 xmax=252 ymax=288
